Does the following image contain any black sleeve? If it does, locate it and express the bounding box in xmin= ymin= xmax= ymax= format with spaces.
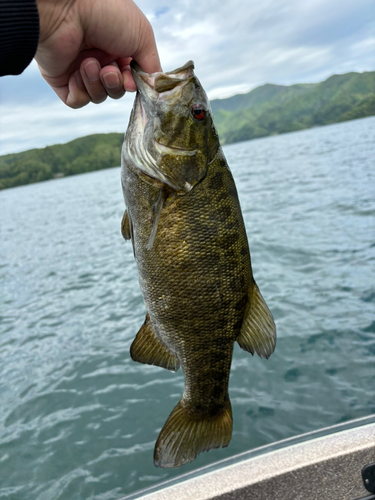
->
xmin=0 ymin=0 xmax=40 ymax=77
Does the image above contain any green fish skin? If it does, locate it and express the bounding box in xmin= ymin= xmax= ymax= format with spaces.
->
xmin=121 ymin=61 xmax=276 ymax=469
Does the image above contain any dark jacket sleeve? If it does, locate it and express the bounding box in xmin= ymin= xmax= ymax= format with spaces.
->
xmin=0 ymin=0 xmax=40 ymax=77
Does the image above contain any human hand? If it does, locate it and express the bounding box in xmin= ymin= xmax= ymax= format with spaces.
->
xmin=35 ymin=0 xmax=161 ymax=108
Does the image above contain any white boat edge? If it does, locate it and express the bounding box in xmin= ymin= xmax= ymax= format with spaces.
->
xmin=120 ymin=414 xmax=375 ymax=500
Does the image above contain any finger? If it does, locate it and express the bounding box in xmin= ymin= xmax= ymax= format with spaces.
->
xmin=123 ymin=68 xmax=137 ymax=92
xmin=65 ymin=70 xmax=92 ymax=109
xmin=100 ymin=62 xmax=125 ymax=100
xmin=81 ymin=58 xmax=108 ymax=104
xmin=117 ymin=57 xmax=133 ymax=69
xmin=117 ymin=58 xmax=136 ymax=92
xmin=37 ymin=61 xmax=92 ymax=109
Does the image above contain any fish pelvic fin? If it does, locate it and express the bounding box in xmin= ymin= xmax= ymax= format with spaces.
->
xmin=121 ymin=210 xmax=132 ymax=240
xmin=130 ymin=314 xmax=180 ymax=372
xmin=237 ymin=280 xmax=276 ymax=359
xmin=154 ymin=398 xmax=232 ymax=468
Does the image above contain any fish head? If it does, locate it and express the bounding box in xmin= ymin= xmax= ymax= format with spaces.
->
xmin=123 ymin=61 xmax=220 ymax=193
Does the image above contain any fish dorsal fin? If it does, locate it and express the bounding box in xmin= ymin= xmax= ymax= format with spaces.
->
xmin=130 ymin=314 xmax=180 ymax=372
xmin=237 ymin=281 xmax=276 ymax=359
xmin=121 ymin=210 xmax=131 ymax=240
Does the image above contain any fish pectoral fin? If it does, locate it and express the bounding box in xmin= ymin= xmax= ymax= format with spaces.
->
xmin=130 ymin=314 xmax=180 ymax=372
xmin=237 ymin=281 xmax=276 ymax=359
xmin=121 ymin=209 xmax=136 ymax=257
xmin=121 ymin=210 xmax=132 ymax=240
xmin=147 ymin=188 xmax=165 ymax=250
xmin=154 ymin=398 xmax=232 ymax=468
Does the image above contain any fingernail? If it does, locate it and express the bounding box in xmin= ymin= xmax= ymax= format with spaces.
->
xmin=75 ymin=70 xmax=85 ymax=89
xmin=84 ymin=61 xmax=100 ymax=82
xmin=103 ymin=72 xmax=121 ymax=89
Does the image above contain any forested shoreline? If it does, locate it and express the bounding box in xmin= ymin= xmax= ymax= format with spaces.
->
xmin=1 ymin=70 xmax=374 ymax=190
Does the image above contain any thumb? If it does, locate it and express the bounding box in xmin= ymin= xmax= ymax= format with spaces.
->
xmin=128 ymin=14 xmax=162 ymax=74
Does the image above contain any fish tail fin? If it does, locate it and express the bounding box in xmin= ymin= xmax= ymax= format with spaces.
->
xmin=154 ymin=398 xmax=232 ymax=468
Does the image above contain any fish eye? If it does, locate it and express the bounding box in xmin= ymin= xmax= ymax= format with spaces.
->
xmin=191 ymin=104 xmax=206 ymax=121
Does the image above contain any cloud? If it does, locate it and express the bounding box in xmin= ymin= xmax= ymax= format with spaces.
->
xmin=0 ymin=92 xmax=134 ymax=155
xmin=0 ymin=0 xmax=374 ymax=155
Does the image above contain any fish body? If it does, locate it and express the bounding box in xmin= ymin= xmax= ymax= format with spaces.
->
xmin=121 ymin=61 xmax=276 ymax=468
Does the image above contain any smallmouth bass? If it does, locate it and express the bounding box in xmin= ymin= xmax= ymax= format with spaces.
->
xmin=121 ymin=61 xmax=276 ymax=468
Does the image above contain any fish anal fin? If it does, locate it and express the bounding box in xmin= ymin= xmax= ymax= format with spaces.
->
xmin=154 ymin=398 xmax=232 ymax=468
xmin=237 ymin=281 xmax=276 ymax=359
xmin=130 ymin=314 xmax=180 ymax=372
xmin=121 ymin=210 xmax=132 ymax=240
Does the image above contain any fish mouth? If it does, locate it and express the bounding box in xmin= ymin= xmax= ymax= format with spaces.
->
xmin=131 ymin=60 xmax=195 ymax=93
xmin=126 ymin=61 xmax=198 ymax=192
xmin=131 ymin=61 xmax=197 ymax=156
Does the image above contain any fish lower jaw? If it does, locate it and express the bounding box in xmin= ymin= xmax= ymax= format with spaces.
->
xmin=155 ymin=140 xmax=196 ymax=156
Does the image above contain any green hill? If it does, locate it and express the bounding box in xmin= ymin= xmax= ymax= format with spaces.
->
xmin=211 ymin=71 xmax=375 ymax=144
xmin=0 ymin=70 xmax=374 ymax=190
xmin=0 ymin=133 xmax=123 ymax=190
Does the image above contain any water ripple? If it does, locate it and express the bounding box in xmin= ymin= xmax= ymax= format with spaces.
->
xmin=0 ymin=117 xmax=374 ymax=499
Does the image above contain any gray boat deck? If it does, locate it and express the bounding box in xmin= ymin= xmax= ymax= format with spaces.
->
xmin=121 ymin=415 xmax=375 ymax=500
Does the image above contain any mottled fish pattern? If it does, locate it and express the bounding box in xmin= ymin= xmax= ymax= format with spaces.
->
xmin=121 ymin=61 xmax=276 ymax=468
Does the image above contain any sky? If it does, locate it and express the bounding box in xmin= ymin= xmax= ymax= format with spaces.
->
xmin=0 ymin=0 xmax=374 ymax=155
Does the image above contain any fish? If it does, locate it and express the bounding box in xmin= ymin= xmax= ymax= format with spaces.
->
xmin=121 ymin=60 xmax=276 ymax=469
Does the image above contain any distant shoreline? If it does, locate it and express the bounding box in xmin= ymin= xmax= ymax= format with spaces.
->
xmin=1 ymin=70 xmax=374 ymax=190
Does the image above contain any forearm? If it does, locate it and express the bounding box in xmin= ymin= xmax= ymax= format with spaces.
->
xmin=0 ymin=0 xmax=40 ymax=76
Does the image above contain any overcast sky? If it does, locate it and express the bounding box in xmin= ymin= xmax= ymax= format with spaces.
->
xmin=0 ymin=0 xmax=374 ymax=155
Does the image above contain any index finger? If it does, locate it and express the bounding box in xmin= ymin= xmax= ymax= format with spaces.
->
xmin=117 ymin=58 xmax=137 ymax=92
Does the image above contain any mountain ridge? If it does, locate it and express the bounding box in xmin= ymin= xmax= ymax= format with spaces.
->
xmin=211 ymin=70 xmax=375 ymax=143
xmin=1 ymin=70 xmax=374 ymax=190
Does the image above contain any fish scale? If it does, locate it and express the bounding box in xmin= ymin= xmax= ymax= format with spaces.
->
xmin=121 ymin=60 xmax=276 ymax=468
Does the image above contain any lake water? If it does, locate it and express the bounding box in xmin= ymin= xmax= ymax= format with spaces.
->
xmin=0 ymin=117 xmax=374 ymax=500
